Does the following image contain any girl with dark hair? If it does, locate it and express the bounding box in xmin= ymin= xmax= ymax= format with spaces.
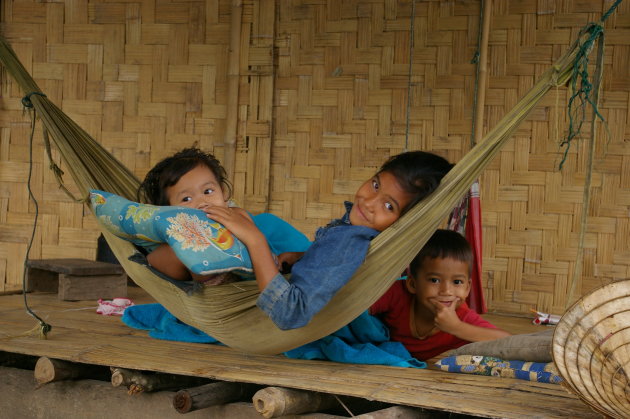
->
xmin=137 ymin=148 xmax=244 ymax=282
xmin=205 ymin=150 xmax=455 ymax=330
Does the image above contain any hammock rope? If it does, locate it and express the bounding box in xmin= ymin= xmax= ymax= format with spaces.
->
xmin=0 ymin=12 xmax=615 ymax=354
xmin=565 ymin=23 xmax=606 ymax=308
xmin=558 ymin=23 xmax=609 ymax=169
xmin=557 ymin=0 xmax=620 ymax=168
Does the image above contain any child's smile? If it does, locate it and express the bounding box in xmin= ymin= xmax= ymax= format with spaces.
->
xmin=349 ymin=171 xmax=412 ymax=232
xmin=406 ymin=256 xmax=471 ymax=316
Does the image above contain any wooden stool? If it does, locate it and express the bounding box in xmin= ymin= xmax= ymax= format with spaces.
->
xmin=25 ymin=258 xmax=127 ymax=301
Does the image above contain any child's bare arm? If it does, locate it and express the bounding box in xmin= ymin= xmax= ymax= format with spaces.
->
xmin=443 ymin=322 xmax=511 ymax=342
xmin=432 ymin=298 xmax=511 ymax=342
xmin=146 ymin=243 xmax=191 ymax=280
xmin=204 ymin=206 xmax=279 ymax=291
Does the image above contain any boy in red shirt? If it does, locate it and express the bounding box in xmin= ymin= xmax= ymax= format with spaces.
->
xmin=370 ymin=229 xmax=510 ymax=361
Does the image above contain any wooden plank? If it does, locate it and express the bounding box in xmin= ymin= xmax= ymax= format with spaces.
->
xmin=26 ymin=259 xmax=123 ymax=276
xmin=25 ymin=268 xmax=59 ymax=293
xmin=58 ymin=273 xmax=127 ymax=301
xmin=0 ymin=288 xmax=598 ymax=419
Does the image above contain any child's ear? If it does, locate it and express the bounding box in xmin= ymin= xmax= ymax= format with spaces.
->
xmin=405 ymin=275 xmax=418 ymax=294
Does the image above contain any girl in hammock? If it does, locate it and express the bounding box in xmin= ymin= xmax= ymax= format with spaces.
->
xmin=206 ymin=151 xmax=453 ymax=330
xmin=137 ymin=147 xmax=304 ymax=284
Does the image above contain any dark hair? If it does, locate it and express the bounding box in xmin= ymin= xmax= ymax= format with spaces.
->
xmin=378 ymin=151 xmax=452 ymax=214
xmin=409 ymin=229 xmax=473 ymax=277
xmin=137 ymin=147 xmax=232 ymax=205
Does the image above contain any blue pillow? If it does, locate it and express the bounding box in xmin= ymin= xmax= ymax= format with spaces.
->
xmin=90 ymin=190 xmax=253 ymax=277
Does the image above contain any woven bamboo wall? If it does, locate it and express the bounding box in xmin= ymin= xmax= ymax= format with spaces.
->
xmin=0 ymin=0 xmax=628 ymax=318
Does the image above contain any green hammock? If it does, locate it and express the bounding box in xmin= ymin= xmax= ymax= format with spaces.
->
xmin=0 ymin=24 xmax=602 ymax=354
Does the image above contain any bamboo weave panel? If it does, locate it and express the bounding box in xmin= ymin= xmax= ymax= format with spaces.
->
xmin=0 ymin=0 xmax=628 ymax=318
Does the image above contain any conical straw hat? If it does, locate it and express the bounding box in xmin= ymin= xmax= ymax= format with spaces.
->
xmin=552 ymin=279 xmax=630 ymax=418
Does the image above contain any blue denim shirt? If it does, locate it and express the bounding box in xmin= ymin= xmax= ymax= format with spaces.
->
xmin=256 ymin=202 xmax=379 ymax=330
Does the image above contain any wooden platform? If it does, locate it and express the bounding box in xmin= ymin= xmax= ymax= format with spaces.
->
xmin=0 ymin=287 xmax=598 ymax=418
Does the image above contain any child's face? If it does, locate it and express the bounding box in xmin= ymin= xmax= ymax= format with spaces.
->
xmin=349 ymin=171 xmax=412 ymax=232
xmin=166 ymin=164 xmax=228 ymax=209
xmin=406 ymin=256 xmax=471 ymax=315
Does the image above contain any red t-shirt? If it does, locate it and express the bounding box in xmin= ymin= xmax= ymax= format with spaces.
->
xmin=370 ymin=280 xmax=496 ymax=360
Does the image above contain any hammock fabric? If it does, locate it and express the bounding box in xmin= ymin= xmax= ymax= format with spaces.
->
xmin=0 ymin=24 xmax=601 ymax=354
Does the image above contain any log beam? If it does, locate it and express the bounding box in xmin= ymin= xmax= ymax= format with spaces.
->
xmin=253 ymin=386 xmax=338 ymax=418
xmin=34 ymin=356 xmax=109 ymax=385
xmin=173 ymin=381 xmax=261 ymax=413
xmin=110 ymin=367 xmax=208 ymax=395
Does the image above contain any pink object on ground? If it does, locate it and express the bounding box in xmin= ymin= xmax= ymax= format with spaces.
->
xmin=97 ymin=298 xmax=134 ymax=316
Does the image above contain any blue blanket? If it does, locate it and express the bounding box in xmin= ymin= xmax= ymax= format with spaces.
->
xmin=122 ymin=303 xmax=219 ymax=344
xmin=122 ymin=304 xmax=425 ymax=369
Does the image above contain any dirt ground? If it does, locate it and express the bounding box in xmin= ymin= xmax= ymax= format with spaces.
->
xmin=1 ymin=365 xmax=454 ymax=419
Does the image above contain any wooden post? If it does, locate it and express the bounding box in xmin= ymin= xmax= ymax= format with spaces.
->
xmin=222 ymin=0 xmax=243 ymax=181
xmin=173 ymin=381 xmax=260 ymax=413
xmin=252 ymin=386 xmax=338 ymax=418
xmin=34 ymin=356 xmax=109 ymax=385
xmin=473 ymin=0 xmax=492 ymax=144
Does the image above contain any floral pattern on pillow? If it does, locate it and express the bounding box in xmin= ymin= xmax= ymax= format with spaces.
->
xmin=90 ymin=189 xmax=253 ymax=277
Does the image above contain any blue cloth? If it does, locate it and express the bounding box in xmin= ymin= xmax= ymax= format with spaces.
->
xmin=257 ymin=202 xmax=379 ymax=330
xmin=252 ymin=211 xmax=311 ymax=279
xmin=121 ymin=304 xmax=425 ymax=369
xmin=122 ymin=303 xmax=219 ymax=343
xmin=253 ymin=213 xmax=312 ymax=255
xmin=284 ymin=311 xmax=426 ymax=368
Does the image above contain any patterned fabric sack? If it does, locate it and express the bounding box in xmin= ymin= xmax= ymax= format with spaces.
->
xmin=435 ymin=355 xmax=563 ymax=384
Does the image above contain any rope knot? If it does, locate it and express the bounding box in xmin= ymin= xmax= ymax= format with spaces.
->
xmin=39 ymin=322 xmax=52 ymax=338
xmin=49 ymin=162 xmax=65 ymax=177
xmin=21 ymin=91 xmax=47 ymax=109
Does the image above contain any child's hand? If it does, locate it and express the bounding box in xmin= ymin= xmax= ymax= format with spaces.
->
xmin=203 ymin=206 xmax=262 ymax=246
xmin=204 ymin=206 xmax=280 ymax=292
xmin=431 ymin=297 xmax=463 ymax=335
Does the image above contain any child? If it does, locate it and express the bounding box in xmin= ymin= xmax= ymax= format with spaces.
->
xmin=370 ymin=229 xmax=510 ymax=361
xmin=205 ymin=151 xmax=453 ymax=330
xmin=136 ymin=147 xmax=246 ymax=282
xmin=137 ymin=147 xmax=304 ymax=283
